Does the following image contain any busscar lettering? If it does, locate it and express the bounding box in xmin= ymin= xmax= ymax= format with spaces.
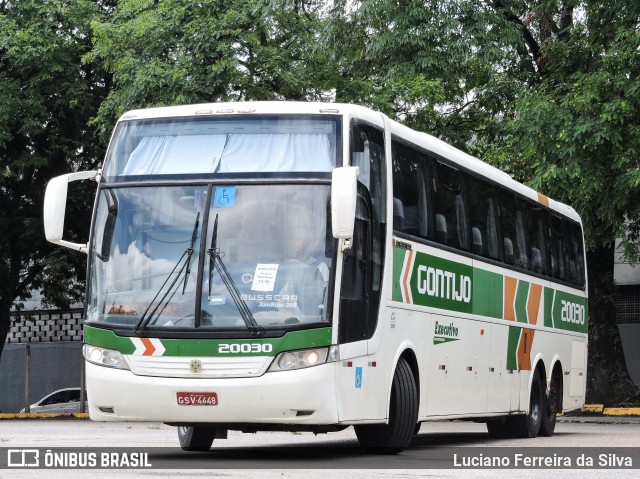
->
xmin=241 ymin=293 xmax=298 ymax=302
xmin=416 ymin=265 xmax=471 ymax=303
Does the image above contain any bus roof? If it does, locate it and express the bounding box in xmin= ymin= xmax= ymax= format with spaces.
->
xmin=117 ymin=101 xmax=581 ymax=224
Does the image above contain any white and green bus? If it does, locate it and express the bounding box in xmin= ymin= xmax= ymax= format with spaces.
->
xmin=43 ymin=102 xmax=587 ymax=453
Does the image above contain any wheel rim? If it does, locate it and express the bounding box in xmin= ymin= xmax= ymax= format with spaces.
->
xmin=530 ymin=379 xmax=541 ymax=426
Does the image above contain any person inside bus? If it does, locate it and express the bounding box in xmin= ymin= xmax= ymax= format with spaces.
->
xmin=277 ymin=229 xmax=330 ymax=323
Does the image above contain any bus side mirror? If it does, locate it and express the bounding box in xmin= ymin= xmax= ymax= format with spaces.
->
xmin=331 ymin=166 xmax=359 ymax=250
xmin=44 ymin=170 xmax=99 ymax=254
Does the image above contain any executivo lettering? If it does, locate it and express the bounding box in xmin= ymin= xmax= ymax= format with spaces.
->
xmin=433 ymin=320 xmax=460 ymax=345
xmin=416 ymin=265 xmax=471 ymax=303
xmin=434 ymin=321 xmax=459 ymax=337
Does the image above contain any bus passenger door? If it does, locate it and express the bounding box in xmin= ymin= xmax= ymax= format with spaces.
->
xmin=335 ymin=187 xmax=378 ymax=421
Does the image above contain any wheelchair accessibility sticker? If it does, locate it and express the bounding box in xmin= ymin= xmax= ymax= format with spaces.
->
xmin=213 ymin=187 xmax=236 ymax=208
xmin=355 ymin=367 xmax=363 ymax=389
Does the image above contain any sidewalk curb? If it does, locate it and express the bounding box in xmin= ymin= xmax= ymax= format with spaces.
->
xmin=578 ymin=404 xmax=640 ymax=416
xmin=0 ymin=413 xmax=89 ymax=420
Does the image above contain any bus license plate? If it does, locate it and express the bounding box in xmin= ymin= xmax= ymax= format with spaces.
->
xmin=176 ymin=392 xmax=218 ymax=406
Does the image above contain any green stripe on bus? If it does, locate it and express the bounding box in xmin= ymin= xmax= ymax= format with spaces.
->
xmin=392 ymin=244 xmax=588 ymax=334
xmin=507 ymin=326 xmax=521 ymax=370
xmin=544 ymin=287 xmax=555 ymax=328
xmin=392 ymin=247 xmax=406 ymax=303
xmin=515 ymin=280 xmax=530 ymax=324
xmin=84 ymin=325 xmax=333 ymax=356
xmin=472 ymin=268 xmax=503 ymax=319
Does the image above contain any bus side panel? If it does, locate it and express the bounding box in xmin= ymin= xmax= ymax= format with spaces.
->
xmin=486 ymin=322 xmax=514 ymax=413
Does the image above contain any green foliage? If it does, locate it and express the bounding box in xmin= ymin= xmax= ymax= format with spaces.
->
xmin=0 ymin=0 xmax=109 ymax=351
xmin=485 ymin=0 xmax=640 ymax=259
xmin=87 ymin=0 xmax=336 ymax=141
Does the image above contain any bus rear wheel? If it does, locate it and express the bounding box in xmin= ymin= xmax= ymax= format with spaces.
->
xmin=177 ymin=426 xmax=216 ymax=451
xmin=354 ymin=357 xmax=418 ymax=454
xmin=540 ymin=370 xmax=561 ymax=437
xmin=509 ymin=371 xmax=544 ymax=438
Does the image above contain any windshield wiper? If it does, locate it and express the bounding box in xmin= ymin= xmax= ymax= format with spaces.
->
xmin=207 ymin=214 xmax=263 ymax=336
xmin=134 ymin=212 xmax=200 ymax=335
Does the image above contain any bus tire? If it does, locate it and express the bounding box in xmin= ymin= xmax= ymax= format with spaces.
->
xmin=509 ymin=371 xmax=544 ymax=438
xmin=354 ymin=357 xmax=418 ymax=454
xmin=540 ymin=370 xmax=561 ymax=437
xmin=177 ymin=426 xmax=216 ymax=451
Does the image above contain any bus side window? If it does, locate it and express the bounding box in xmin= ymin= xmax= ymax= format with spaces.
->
xmin=434 ymin=162 xmax=469 ymax=250
xmin=468 ymin=177 xmax=502 ymax=260
xmin=501 ymin=195 xmax=529 ymax=269
xmin=549 ymin=215 xmax=566 ymax=281
xmin=528 ymin=205 xmax=548 ymax=275
xmin=391 ymin=140 xmax=432 ymax=239
xmin=571 ymin=223 xmax=586 ymax=286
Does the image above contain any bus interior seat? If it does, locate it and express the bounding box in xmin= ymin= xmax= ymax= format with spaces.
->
xmin=531 ymin=247 xmax=542 ymax=273
xmin=504 ymin=238 xmax=515 ymax=265
xmin=393 ymin=197 xmax=404 ymax=230
xmin=435 ymin=214 xmax=447 ymax=244
xmin=472 ymin=227 xmax=483 ymax=256
xmin=455 ymin=195 xmax=468 ymax=249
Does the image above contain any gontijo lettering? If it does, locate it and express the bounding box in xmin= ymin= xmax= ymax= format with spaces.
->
xmin=417 ymin=265 xmax=471 ymax=303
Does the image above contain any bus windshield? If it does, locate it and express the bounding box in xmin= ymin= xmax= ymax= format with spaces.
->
xmin=87 ymin=184 xmax=333 ymax=332
xmin=103 ymin=115 xmax=339 ymax=178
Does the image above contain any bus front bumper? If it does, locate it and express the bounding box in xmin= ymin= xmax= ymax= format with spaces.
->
xmin=85 ymin=361 xmax=339 ymax=425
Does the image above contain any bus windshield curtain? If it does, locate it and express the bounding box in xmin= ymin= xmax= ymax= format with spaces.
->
xmin=122 ymin=133 xmax=333 ymax=175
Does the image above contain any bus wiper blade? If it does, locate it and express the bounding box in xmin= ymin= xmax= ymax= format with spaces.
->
xmin=208 ymin=251 xmax=262 ymax=334
xmin=206 ymin=218 xmax=261 ymax=335
xmin=208 ymin=214 xmax=219 ymax=299
xmin=182 ymin=211 xmax=200 ymax=294
xmin=135 ymin=212 xmax=200 ymax=336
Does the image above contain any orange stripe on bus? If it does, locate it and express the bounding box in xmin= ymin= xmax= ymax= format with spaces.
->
xmin=504 ymin=276 xmax=517 ymax=321
xmin=527 ymin=283 xmax=542 ymax=325
xmin=402 ymin=250 xmax=414 ymax=303
xmin=537 ymin=192 xmax=550 ymax=207
xmin=141 ymin=337 xmax=156 ymax=356
xmin=517 ymin=329 xmax=534 ymax=371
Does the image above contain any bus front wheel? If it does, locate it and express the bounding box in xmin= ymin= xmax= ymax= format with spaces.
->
xmin=354 ymin=357 xmax=418 ymax=454
xmin=177 ymin=426 xmax=216 ymax=451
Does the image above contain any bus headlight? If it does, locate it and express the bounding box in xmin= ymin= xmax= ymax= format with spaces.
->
xmin=268 ymin=347 xmax=336 ymax=372
xmin=83 ymin=344 xmax=130 ymax=370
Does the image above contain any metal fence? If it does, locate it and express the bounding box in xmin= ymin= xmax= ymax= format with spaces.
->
xmin=616 ymin=285 xmax=640 ymax=390
xmin=1 ymin=309 xmax=85 ymax=414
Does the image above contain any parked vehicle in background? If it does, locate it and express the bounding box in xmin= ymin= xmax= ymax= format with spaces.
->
xmin=21 ymin=387 xmax=87 ymax=413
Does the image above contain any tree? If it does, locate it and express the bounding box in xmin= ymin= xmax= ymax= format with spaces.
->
xmin=486 ymin=0 xmax=640 ymax=403
xmin=324 ymin=0 xmax=639 ymax=403
xmin=0 ymin=0 xmax=109 ymax=359
xmin=87 ymin=0 xmax=336 ymax=139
